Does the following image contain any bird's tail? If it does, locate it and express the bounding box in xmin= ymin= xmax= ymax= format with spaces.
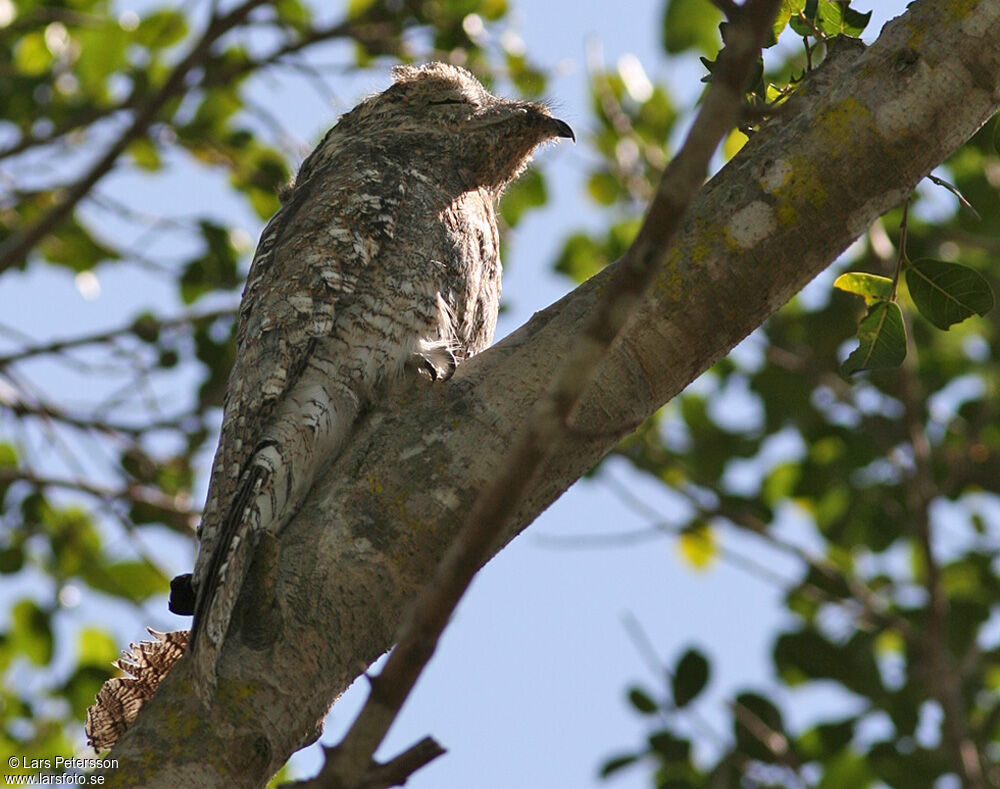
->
xmin=188 ymin=459 xmax=271 ymax=705
xmin=85 ymin=372 xmax=363 ymax=744
xmin=85 ymin=629 xmax=189 ymax=750
xmin=188 ymin=377 xmax=363 ymax=703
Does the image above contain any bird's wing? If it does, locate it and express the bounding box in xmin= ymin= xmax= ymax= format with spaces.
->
xmin=193 ymin=152 xmax=405 ymax=598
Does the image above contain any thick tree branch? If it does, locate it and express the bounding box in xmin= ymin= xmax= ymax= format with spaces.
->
xmin=312 ymin=2 xmax=780 ymax=786
xmin=103 ymin=1 xmax=1000 ymax=785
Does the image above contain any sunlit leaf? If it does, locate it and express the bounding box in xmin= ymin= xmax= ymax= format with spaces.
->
xmin=76 ymin=627 xmax=118 ymax=666
xmin=723 ymin=128 xmax=748 ymax=160
xmin=13 ymin=32 xmax=53 ymax=76
xmin=677 ymin=522 xmax=717 ymax=570
xmin=833 ymin=272 xmax=894 ymax=305
xmin=587 ymin=171 xmax=623 ymax=206
xmin=128 ymin=137 xmax=162 ymax=171
xmin=662 ymin=0 xmax=723 ymax=55
xmin=134 ymin=9 xmax=189 ymax=48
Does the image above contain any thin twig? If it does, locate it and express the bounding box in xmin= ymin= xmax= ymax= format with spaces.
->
xmin=0 ymin=467 xmax=198 ymax=519
xmin=0 ymin=306 xmax=235 ymax=366
xmin=890 ymin=197 xmax=909 ymax=299
xmin=289 ymin=737 xmax=446 ymax=789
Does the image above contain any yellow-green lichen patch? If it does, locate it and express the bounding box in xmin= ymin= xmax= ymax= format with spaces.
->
xmin=951 ymin=0 xmax=987 ymax=22
xmin=652 ymin=245 xmax=685 ymax=301
xmin=776 ymin=201 xmax=798 ymax=227
xmin=816 ymin=96 xmax=871 ymax=156
xmin=771 ymin=152 xmax=829 ymax=214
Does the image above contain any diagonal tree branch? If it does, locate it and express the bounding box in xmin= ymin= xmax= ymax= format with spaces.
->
xmin=309 ymin=1 xmax=781 ymax=786
xmin=102 ymin=1 xmax=1000 ymax=785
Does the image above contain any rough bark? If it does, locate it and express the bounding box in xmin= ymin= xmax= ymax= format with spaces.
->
xmin=104 ymin=1 xmax=1000 ymax=785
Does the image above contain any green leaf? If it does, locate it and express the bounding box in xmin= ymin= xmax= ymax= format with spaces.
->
xmin=648 ymin=729 xmax=691 ymax=762
xmin=672 ymin=648 xmax=710 ymax=708
xmin=993 ymin=113 xmax=1000 ymax=157
xmin=833 ymin=272 xmax=894 ymax=305
xmin=76 ymin=627 xmax=118 ymax=665
xmin=9 ymin=599 xmax=53 ymax=665
xmin=841 ymin=300 xmax=906 ymax=375
xmin=628 ymin=687 xmax=659 ymax=714
xmin=587 ymin=171 xmax=624 ymax=206
xmin=274 ymin=0 xmax=312 ymax=29
xmin=128 ymin=137 xmax=162 ymax=171
xmin=770 ymin=2 xmax=793 ymax=42
xmin=506 ymin=53 xmax=546 ymax=98
xmin=134 ymin=9 xmax=189 ymax=49
xmin=662 ymin=0 xmax=723 ymax=55
xmin=905 ymin=259 xmax=995 ymax=330
xmin=348 ymin=0 xmax=377 ymax=17
xmin=83 ymin=560 xmax=168 ymax=602
xmin=0 ymin=443 xmax=16 ymax=508
xmin=62 ymin=665 xmax=113 ymax=719
xmin=733 ymin=692 xmax=785 ymax=762
xmin=816 ymin=1 xmax=871 ymax=37
xmin=13 ymin=32 xmax=53 ymax=76
xmin=600 ymin=753 xmax=640 ymax=778
xmin=74 ymin=23 xmax=129 ymax=97
xmin=180 ymin=220 xmax=241 ymax=303
xmin=38 ymin=217 xmax=120 ymax=272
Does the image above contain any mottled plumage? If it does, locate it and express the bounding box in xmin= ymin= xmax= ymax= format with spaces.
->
xmin=87 ymin=61 xmax=572 ymax=745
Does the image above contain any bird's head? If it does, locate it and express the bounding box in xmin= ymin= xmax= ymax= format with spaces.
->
xmin=341 ymin=62 xmax=574 ymax=193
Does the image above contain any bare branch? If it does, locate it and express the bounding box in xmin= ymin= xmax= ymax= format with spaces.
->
xmin=0 ymin=306 xmax=235 ymax=367
xmin=289 ymin=738 xmax=445 ymax=789
xmin=2 ymin=396 xmax=199 ymax=438
xmin=0 ymin=467 xmax=198 ymax=520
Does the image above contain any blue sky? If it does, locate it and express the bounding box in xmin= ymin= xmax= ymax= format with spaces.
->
xmin=0 ymin=1 xmax=917 ymax=786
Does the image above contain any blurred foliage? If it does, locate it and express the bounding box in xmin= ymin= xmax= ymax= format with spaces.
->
xmin=0 ymin=0 xmax=548 ymax=772
xmin=0 ymin=0 xmax=998 ymax=786
xmin=578 ymin=2 xmax=1000 ymax=787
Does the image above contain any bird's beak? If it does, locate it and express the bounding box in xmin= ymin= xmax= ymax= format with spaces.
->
xmin=549 ymin=117 xmax=576 ymax=143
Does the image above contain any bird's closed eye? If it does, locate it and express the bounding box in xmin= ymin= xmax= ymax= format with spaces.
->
xmin=428 ymin=98 xmax=465 ymax=106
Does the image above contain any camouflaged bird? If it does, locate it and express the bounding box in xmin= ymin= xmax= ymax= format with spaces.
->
xmin=86 ymin=61 xmax=573 ymax=749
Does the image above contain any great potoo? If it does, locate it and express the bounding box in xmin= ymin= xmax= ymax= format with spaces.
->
xmin=86 ymin=61 xmax=573 ymax=749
